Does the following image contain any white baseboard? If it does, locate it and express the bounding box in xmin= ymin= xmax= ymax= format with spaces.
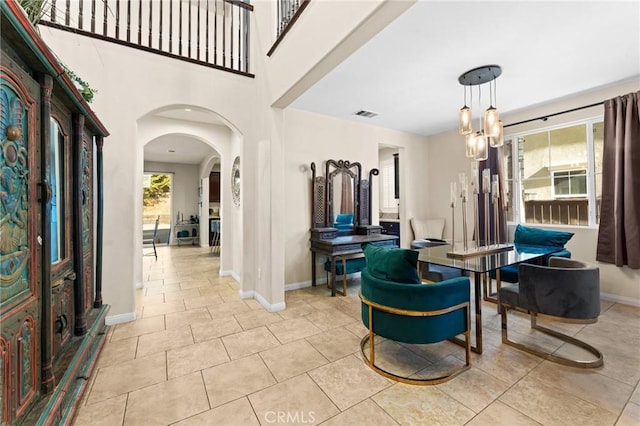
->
xmin=106 ymin=311 xmax=136 ymax=325
xmin=239 ymin=290 xmax=254 ymax=299
xmin=600 ymin=292 xmax=640 ymax=307
xmin=285 ymin=280 xmax=314 ymax=291
xmin=253 ymin=291 xmax=286 ymax=313
xmin=285 ymin=272 xmax=360 ymax=292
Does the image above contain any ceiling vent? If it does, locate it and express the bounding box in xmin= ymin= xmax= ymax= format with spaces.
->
xmin=353 ymin=110 xmax=379 ymax=118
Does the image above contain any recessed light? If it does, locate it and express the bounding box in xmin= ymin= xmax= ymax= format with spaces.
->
xmin=168 ymin=149 xmax=175 ymax=153
xmin=184 ymin=108 xmax=192 ymax=112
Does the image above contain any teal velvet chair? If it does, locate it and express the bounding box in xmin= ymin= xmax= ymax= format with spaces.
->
xmin=323 ymin=256 xmax=367 ymax=296
xmin=359 ymin=245 xmax=471 ymax=385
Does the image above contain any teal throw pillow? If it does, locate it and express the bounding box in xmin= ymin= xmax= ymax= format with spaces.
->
xmin=363 ymin=244 xmax=420 ymax=284
xmin=514 ymin=224 xmax=574 ymax=248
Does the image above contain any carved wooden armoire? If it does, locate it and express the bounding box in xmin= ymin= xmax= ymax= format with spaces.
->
xmin=1 ymin=2 xmax=109 ymax=424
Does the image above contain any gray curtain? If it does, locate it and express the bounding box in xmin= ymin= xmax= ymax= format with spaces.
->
xmin=477 ymin=146 xmax=508 ymax=245
xmin=596 ymin=91 xmax=640 ymax=269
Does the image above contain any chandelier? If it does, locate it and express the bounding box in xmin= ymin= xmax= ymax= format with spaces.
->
xmin=458 ymin=65 xmax=504 ymax=161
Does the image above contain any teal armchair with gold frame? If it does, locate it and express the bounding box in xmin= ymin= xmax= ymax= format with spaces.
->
xmin=358 ymin=245 xmax=471 ymax=385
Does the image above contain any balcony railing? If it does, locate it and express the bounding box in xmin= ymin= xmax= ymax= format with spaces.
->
xmin=524 ymin=198 xmax=596 ymax=226
xmin=37 ymin=0 xmax=253 ymax=76
xmin=267 ymin=0 xmax=309 ymax=56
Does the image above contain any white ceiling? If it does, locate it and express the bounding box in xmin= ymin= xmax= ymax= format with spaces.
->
xmin=144 ymin=133 xmax=217 ymax=164
xmin=291 ymin=1 xmax=640 ymax=137
xmin=144 ymin=108 xmax=223 ymax=164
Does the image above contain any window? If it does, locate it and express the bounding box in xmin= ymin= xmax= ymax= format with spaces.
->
xmin=553 ymin=169 xmax=587 ymax=198
xmin=50 ymin=118 xmax=66 ymax=264
xmin=504 ymin=119 xmax=602 ymax=226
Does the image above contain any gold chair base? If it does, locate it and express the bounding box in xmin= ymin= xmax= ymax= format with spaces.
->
xmin=359 ymin=334 xmax=470 ymax=385
xmin=500 ymin=304 xmax=604 ymax=368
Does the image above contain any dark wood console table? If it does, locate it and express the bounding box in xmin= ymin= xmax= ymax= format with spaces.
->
xmin=310 ymin=234 xmax=398 ymax=296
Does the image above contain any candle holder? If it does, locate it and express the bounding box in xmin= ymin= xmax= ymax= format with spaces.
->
xmin=492 ymin=174 xmax=500 ymax=246
xmin=451 ymin=201 xmax=456 ymax=252
xmin=447 ymin=166 xmax=513 ymax=259
xmin=450 ymin=181 xmax=457 ymax=251
xmin=459 ymin=173 xmax=468 ymax=252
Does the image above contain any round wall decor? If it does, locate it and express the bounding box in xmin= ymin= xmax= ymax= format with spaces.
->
xmin=231 ymin=156 xmax=241 ymax=206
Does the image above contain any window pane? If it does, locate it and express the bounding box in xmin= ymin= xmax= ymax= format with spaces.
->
xmin=554 ymin=177 xmax=570 ymax=195
xmin=570 ymin=175 xmax=587 ymax=194
xmin=522 ymin=131 xmax=550 ymax=184
xmin=50 ymin=119 xmax=65 ymax=264
xmin=549 ymin=125 xmax=587 ymax=173
xmin=513 ymin=120 xmax=600 ymax=227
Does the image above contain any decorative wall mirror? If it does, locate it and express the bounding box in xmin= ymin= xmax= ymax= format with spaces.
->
xmin=327 ymin=160 xmax=360 ymax=235
xmin=310 ymin=159 xmax=380 ymax=239
xmin=231 ymin=156 xmax=240 ymax=206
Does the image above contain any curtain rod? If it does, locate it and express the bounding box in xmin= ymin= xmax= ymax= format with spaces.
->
xmin=503 ymin=101 xmax=604 ymax=128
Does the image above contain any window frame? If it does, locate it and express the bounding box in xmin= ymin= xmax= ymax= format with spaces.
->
xmin=505 ymin=116 xmax=602 ymax=228
xmin=552 ymin=169 xmax=588 ymax=199
xmin=49 ymin=113 xmax=73 ymax=277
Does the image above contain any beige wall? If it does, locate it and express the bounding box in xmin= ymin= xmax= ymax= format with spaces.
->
xmin=427 ymin=79 xmax=640 ymax=305
xmin=283 ymin=108 xmax=429 ymax=287
xmin=39 ymin=26 xmax=258 ymax=321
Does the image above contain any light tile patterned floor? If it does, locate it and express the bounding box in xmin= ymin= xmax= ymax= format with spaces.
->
xmin=73 ymin=246 xmax=640 ymax=425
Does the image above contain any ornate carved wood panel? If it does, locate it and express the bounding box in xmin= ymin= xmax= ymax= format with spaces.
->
xmin=0 ymin=73 xmax=38 ymax=312
xmin=53 ymin=282 xmax=73 ymax=356
xmin=1 ymin=65 xmax=41 ymax=425
xmin=15 ymin=315 xmax=37 ymax=417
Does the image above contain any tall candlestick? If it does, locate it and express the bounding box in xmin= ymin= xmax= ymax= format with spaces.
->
xmin=492 ymin=174 xmax=500 ymax=245
xmin=450 ymin=182 xmax=458 ymax=207
xmin=459 ymin=172 xmax=468 ymax=201
xmin=482 ymin=168 xmax=491 ymax=194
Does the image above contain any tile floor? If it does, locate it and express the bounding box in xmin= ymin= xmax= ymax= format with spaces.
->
xmin=73 ymin=245 xmax=640 ymax=425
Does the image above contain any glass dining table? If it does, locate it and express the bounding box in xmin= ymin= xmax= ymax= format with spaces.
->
xmin=414 ymin=242 xmax=564 ymax=354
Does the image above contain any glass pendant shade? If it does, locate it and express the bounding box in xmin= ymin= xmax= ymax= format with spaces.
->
xmin=474 ymin=132 xmax=488 ymax=161
xmin=490 ymin=120 xmax=504 ymax=147
xmin=484 ymin=106 xmax=500 ymax=138
xmin=465 ymin=133 xmax=477 ymax=158
xmin=459 ymin=106 xmax=472 ymax=135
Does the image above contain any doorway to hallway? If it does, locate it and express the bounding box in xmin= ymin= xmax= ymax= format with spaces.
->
xmin=143 ymin=172 xmax=173 ymax=244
